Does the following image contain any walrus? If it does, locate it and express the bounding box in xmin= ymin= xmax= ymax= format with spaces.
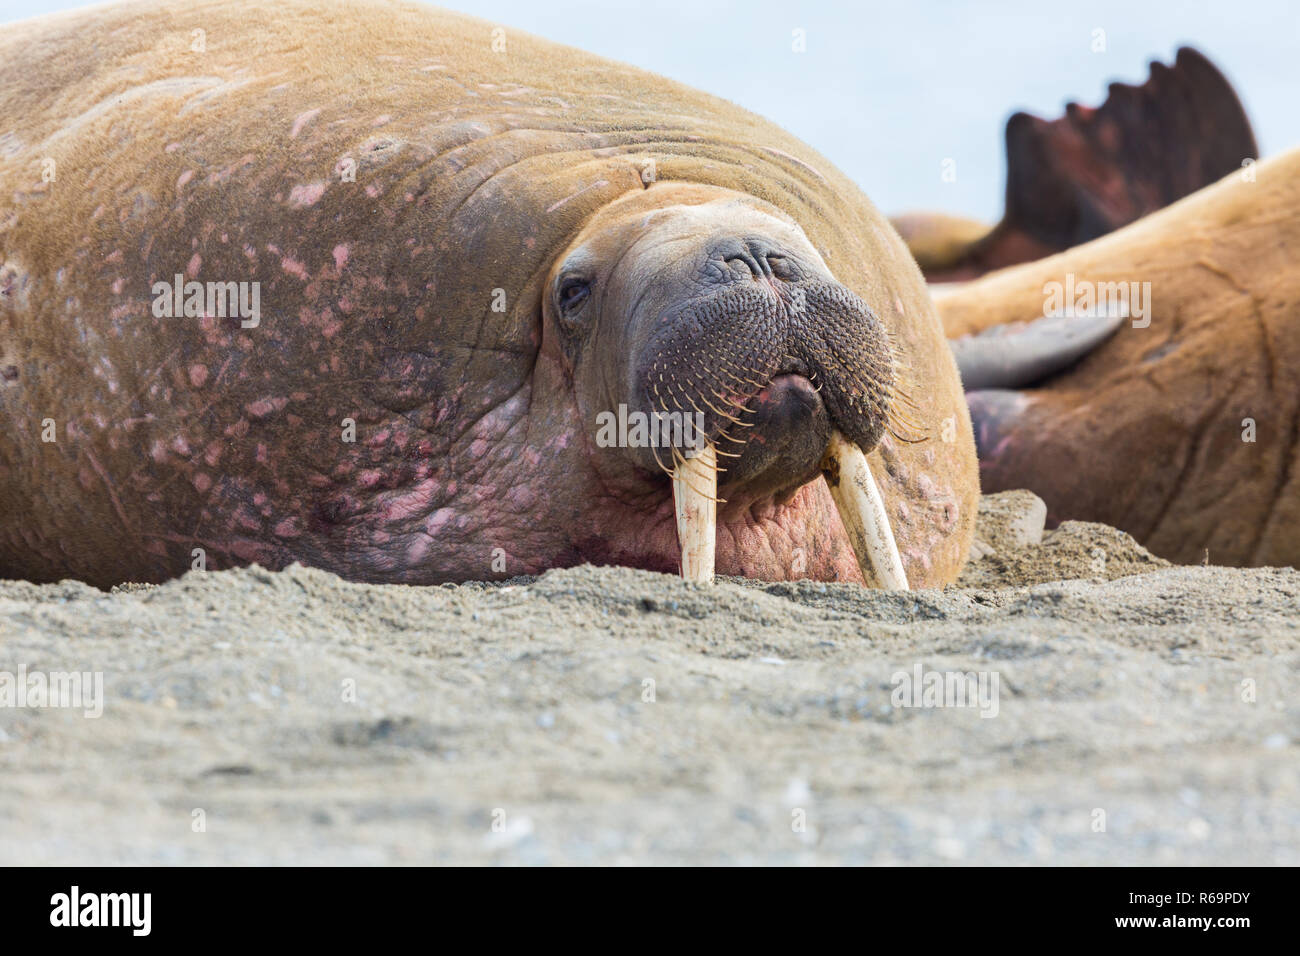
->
xmin=940 ymin=148 xmax=1300 ymax=568
xmin=0 ymin=0 xmax=977 ymax=588
xmin=893 ymin=47 xmax=1258 ymax=282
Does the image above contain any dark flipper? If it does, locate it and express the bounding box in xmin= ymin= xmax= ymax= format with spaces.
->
xmin=914 ymin=47 xmax=1258 ymax=281
xmin=948 ymin=305 xmax=1127 ymax=391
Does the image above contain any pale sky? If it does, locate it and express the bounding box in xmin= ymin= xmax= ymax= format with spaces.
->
xmin=4 ymin=0 xmax=1297 ymax=222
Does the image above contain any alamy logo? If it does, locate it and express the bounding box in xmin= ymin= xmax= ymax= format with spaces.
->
xmin=890 ymin=664 xmax=1000 ymax=718
xmin=0 ymin=666 xmax=102 ymax=718
xmin=1043 ymin=272 xmax=1151 ymax=328
xmin=152 ymin=274 xmax=261 ymax=328
xmin=595 ymin=404 xmax=707 ymax=451
xmin=50 ymin=886 xmax=151 ymax=936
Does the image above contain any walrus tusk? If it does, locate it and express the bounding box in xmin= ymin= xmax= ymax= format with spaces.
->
xmin=948 ymin=303 xmax=1127 ymax=391
xmin=820 ymin=430 xmax=909 ymax=590
xmin=672 ymin=442 xmax=718 ymax=583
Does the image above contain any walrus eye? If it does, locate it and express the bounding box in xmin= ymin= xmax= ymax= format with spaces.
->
xmin=558 ymin=277 xmax=591 ymax=313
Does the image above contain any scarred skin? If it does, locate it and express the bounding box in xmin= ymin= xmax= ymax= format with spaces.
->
xmin=0 ymin=0 xmax=977 ymax=587
xmin=938 ymin=150 xmax=1300 ymax=568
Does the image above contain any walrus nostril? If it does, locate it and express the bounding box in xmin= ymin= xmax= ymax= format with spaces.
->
xmin=712 ymin=236 xmax=784 ymax=279
xmin=723 ymin=253 xmax=759 ymax=279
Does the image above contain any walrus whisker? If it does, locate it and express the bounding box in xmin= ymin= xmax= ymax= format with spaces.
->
xmin=649 ymin=439 xmax=676 ymax=479
xmin=672 ymin=453 xmax=723 ymax=502
xmin=711 ymin=356 xmax=768 ymax=390
xmin=887 ymin=424 xmax=928 ymax=445
xmin=709 ymin=388 xmax=754 ymax=416
xmin=887 ymin=382 xmax=923 ymax=414
xmin=697 ymin=393 xmax=747 ymax=427
xmin=662 ymin=382 xmax=691 ymax=416
xmin=667 ymin=379 xmax=707 ymax=418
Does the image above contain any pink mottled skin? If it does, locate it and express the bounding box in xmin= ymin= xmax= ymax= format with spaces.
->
xmin=1 ymin=175 xmax=961 ymax=587
xmin=489 ymin=353 xmax=869 ymax=583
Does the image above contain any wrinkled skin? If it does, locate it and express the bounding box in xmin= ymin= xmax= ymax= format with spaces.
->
xmin=939 ymin=149 xmax=1300 ymax=568
xmin=0 ymin=0 xmax=977 ymax=587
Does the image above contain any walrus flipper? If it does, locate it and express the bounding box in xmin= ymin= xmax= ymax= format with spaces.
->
xmin=949 ymin=305 xmax=1127 ymax=391
xmin=1000 ymin=47 xmax=1258 ymax=251
xmin=912 ymin=47 xmax=1258 ymax=281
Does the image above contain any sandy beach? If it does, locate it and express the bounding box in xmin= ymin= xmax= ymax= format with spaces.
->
xmin=1 ymin=492 xmax=1295 ymax=865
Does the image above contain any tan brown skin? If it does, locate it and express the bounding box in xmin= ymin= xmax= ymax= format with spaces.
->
xmin=939 ymin=150 xmax=1300 ymax=568
xmin=0 ymin=0 xmax=976 ymax=588
xmin=890 ymin=213 xmax=992 ymax=277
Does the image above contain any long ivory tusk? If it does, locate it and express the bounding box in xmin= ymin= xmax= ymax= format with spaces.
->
xmin=820 ymin=430 xmax=909 ymax=590
xmin=671 ymin=442 xmax=717 ymax=583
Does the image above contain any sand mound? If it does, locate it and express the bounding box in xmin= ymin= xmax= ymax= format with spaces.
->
xmin=0 ymin=494 xmax=1295 ymax=864
xmin=959 ymin=490 xmax=1172 ymax=588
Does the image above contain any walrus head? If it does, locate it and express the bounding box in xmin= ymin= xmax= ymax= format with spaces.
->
xmin=544 ymin=184 xmax=910 ymax=587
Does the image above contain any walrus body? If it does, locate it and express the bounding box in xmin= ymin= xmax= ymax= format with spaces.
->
xmin=940 ymin=150 xmax=1300 ymax=568
xmin=0 ymin=0 xmax=976 ymax=587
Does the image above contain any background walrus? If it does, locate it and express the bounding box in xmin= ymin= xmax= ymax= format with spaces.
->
xmin=940 ymin=150 xmax=1300 ymax=568
xmin=0 ymin=0 xmax=977 ymax=587
xmin=892 ymin=47 xmax=1258 ymax=282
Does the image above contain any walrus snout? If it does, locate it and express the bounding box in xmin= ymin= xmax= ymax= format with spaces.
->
xmin=629 ymin=278 xmax=897 ymax=487
xmin=619 ymin=273 xmax=908 ymax=584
